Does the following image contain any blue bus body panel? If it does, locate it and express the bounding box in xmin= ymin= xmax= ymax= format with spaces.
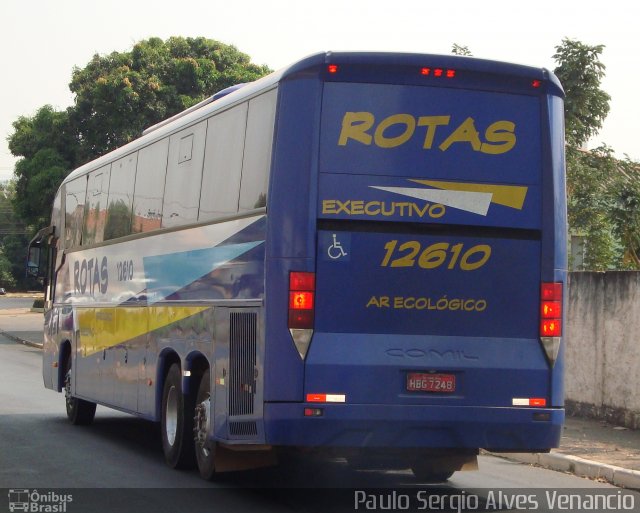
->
xmin=261 ymin=53 xmax=565 ymax=451
xmin=320 ymin=82 xmax=542 ymax=184
xmin=316 ymin=230 xmax=540 ymax=339
xmin=264 ymin=403 xmax=563 ymax=449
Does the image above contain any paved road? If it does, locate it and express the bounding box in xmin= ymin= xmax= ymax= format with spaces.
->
xmin=0 ymin=296 xmax=37 ymax=310
xmin=1 ymin=335 xmax=637 ymax=513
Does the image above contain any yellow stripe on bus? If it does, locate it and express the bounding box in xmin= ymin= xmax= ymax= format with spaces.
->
xmin=410 ymin=179 xmax=528 ymax=210
xmin=77 ymin=306 xmax=210 ymax=357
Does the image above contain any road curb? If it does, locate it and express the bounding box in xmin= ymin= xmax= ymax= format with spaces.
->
xmin=490 ymin=452 xmax=640 ymax=491
xmin=0 ymin=330 xmax=43 ymax=349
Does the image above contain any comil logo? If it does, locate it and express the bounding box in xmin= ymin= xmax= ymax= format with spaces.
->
xmin=7 ymin=490 xmax=73 ymax=513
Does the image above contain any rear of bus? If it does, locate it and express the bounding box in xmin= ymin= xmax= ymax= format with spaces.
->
xmin=263 ymin=53 xmax=566 ymax=469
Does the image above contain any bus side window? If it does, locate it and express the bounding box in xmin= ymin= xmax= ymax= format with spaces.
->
xmin=83 ymin=165 xmax=111 ymax=245
xmin=64 ymin=176 xmax=88 ymax=248
xmin=132 ymin=139 xmax=168 ymax=233
xmin=199 ymin=103 xmax=247 ymax=221
xmin=104 ymin=153 xmax=137 ymax=241
xmin=239 ymin=89 xmax=277 ymax=212
xmin=162 ymin=121 xmax=206 ymax=228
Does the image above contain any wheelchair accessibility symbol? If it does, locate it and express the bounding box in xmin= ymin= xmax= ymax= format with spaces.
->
xmin=321 ymin=232 xmax=351 ymax=262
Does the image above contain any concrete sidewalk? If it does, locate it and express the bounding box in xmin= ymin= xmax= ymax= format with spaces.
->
xmin=0 ymin=307 xmax=44 ymax=348
xmin=1 ymin=307 xmax=639 ymax=490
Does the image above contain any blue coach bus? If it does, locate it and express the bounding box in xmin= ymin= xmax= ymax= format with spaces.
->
xmin=28 ymin=52 xmax=567 ymax=482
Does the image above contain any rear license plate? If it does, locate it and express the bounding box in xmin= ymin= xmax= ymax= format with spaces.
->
xmin=406 ymin=373 xmax=456 ymax=393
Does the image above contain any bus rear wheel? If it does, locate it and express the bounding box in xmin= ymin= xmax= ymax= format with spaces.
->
xmin=63 ymin=358 xmax=96 ymax=425
xmin=161 ymin=363 xmax=195 ymax=469
xmin=194 ymin=368 xmax=216 ymax=480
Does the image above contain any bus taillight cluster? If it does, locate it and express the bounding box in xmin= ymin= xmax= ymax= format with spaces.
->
xmin=540 ymin=282 xmax=562 ymax=337
xmin=289 ymin=272 xmax=315 ymax=329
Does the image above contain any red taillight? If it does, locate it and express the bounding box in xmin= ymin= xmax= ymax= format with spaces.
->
xmin=289 ymin=272 xmax=315 ymax=329
xmin=540 ymin=283 xmax=562 ymax=337
xmin=541 ymin=301 xmax=562 ymax=318
xmin=290 ymin=291 xmax=314 ymax=310
xmin=290 ymin=272 xmax=315 ymax=291
xmin=532 ymin=79 xmax=542 ymax=88
xmin=327 ymin=64 xmax=339 ymax=74
xmin=541 ymin=282 xmax=562 ymax=301
xmin=421 ymin=67 xmax=456 ymax=78
xmin=540 ymin=319 xmax=562 ymax=337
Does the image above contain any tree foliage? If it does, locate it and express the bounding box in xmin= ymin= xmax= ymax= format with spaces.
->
xmin=8 ymin=36 xmax=270 ymax=233
xmin=553 ymin=38 xmax=611 ymax=148
xmin=0 ymin=183 xmax=28 ymax=289
xmin=69 ymin=37 xmax=270 ymax=161
xmin=550 ymin=39 xmax=640 ymax=271
xmin=451 ymin=44 xmax=472 ymax=56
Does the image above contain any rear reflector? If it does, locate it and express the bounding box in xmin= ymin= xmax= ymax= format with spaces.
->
xmin=513 ymin=398 xmax=546 ymax=407
xmin=306 ymin=393 xmax=346 ymax=403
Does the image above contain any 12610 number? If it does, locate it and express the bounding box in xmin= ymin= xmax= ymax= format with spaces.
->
xmin=380 ymin=240 xmax=491 ymax=271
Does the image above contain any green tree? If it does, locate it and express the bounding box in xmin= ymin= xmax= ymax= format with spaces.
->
xmin=2 ymin=234 xmax=29 ymax=289
xmin=553 ymin=39 xmax=611 ymax=148
xmin=8 ymin=105 xmax=77 ymax=229
xmin=70 ymin=37 xmax=270 ymax=161
xmin=0 ymin=182 xmax=29 ymax=289
xmin=553 ymin=39 xmax=618 ymax=270
xmin=609 ymin=157 xmax=640 ymax=268
xmin=451 ymin=44 xmax=472 ymax=56
xmin=8 ymin=36 xmax=270 ymax=233
xmin=12 ymin=148 xmax=69 ymax=229
xmin=0 ymin=249 xmax=16 ymax=289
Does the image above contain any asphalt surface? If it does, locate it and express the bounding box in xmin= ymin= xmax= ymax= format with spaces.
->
xmin=1 ymin=299 xmax=639 ymax=501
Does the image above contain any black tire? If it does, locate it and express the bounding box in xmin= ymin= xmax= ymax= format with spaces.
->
xmin=411 ymin=466 xmax=454 ymax=483
xmin=64 ymin=358 xmax=96 ymax=425
xmin=194 ymin=369 xmax=216 ymax=480
xmin=161 ymin=363 xmax=196 ymax=469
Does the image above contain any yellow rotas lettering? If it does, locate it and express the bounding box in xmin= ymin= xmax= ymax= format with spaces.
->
xmin=418 ymin=116 xmax=451 ymax=148
xmin=481 ymin=121 xmax=516 ymax=154
xmin=338 ymin=112 xmax=374 ymax=146
xmin=374 ymin=114 xmax=416 ymax=148
xmin=439 ymin=117 xmax=481 ymax=152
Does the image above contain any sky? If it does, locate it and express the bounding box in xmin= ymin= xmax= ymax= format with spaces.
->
xmin=1 ymin=0 xmax=639 ymax=182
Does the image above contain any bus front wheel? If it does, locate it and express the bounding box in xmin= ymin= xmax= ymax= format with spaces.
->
xmin=63 ymin=358 xmax=96 ymax=425
xmin=194 ymin=368 xmax=216 ymax=480
xmin=161 ymin=363 xmax=195 ymax=469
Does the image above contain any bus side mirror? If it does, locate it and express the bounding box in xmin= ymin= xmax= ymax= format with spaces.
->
xmin=27 ymin=246 xmax=42 ymax=278
xmin=26 ymin=226 xmax=55 ymax=280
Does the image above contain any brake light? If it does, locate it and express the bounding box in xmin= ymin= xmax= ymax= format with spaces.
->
xmin=289 ymin=272 xmax=315 ymax=330
xmin=540 ymin=282 xmax=562 ymax=337
xmin=327 ymin=64 xmax=339 ymax=74
xmin=539 ymin=282 xmax=563 ymax=365
xmin=541 ymin=282 xmax=562 ymax=301
xmin=421 ymin=67 xmax=456 ymax=78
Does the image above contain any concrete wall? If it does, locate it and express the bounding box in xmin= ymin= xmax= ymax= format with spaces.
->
xmin=566 ymin=272 xmax=640 ymax=428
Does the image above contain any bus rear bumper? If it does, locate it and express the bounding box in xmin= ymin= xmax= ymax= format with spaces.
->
xmin=263 ymin=403 xmax=563 ymax=450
